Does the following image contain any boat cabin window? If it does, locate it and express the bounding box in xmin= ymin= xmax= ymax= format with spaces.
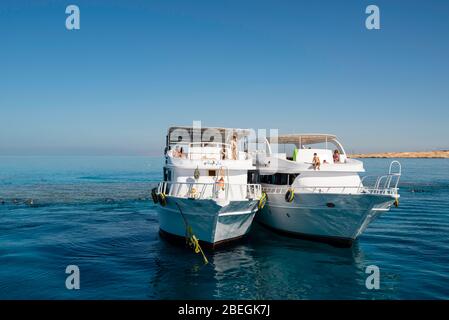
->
xmin=288 ymin=174 xmax=299 ymax=185
xmin=163 ymin=167 xmax=172 ymax=182
xmin=260 ymin=173 xmax=299 ymax=185
xmin=259 ymin=174 xmax=270 ymax=184
xmin=247 ymin=170 xmax=259 ymax=184
xmin=208 ymin=170 xmax=216 ymax=177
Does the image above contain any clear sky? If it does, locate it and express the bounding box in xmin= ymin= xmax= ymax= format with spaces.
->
xmin=1 ymin=0 xmax=448 ymax=155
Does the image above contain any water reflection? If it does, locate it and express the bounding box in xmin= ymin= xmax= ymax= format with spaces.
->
xmin=148 ymin=223 xmax=397 ymax=299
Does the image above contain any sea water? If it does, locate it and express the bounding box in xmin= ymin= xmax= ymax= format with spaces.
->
xmin=0 ymin=156 xmax=448 ymax=299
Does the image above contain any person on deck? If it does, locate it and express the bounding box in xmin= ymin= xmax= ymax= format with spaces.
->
xmin=312 ymin=153 xmax=321 ymax=170
xmin=231 ymin=135 xmax=238 ymax=160
xmin=173 ymin=146 xmax=180 ymax=158
xmin=333 ymin=149 xmax=340 ymax=163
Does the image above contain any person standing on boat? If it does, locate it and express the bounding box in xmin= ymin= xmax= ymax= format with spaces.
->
xmin=312 ymin=153 xmax=321 ymax=170
xmin=231 ymin=135 xmax=238 ymax=160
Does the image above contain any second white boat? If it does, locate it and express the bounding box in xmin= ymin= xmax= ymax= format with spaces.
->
xmin=254 ymin=133 xmax=401 ymax=247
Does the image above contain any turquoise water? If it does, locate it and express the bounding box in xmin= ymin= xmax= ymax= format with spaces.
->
xmin=0 ymin=156 xmax=449 ymax=299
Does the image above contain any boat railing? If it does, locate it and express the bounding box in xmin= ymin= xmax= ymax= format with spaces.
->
xmin=186 ymin=142 xmax=229 ymax=161
xmin=262 ymin=161 xmax=401 ymax=197
xmin=158 ymin=181 xmax=261 ymax=200
xmin=186 ymin=142 xmax=250 ymax=161
xmin=359 ymin=161 xmax=401 ymax=196
xmin=247 ymin=183 xmax=262 ymax=199
xmin=263 ymin=185 xmax=361 ymax=194
xmin=262 ymin=185 xmax=398 ymax=196
xmin=188 ymin=142 xmax=231 ymax=148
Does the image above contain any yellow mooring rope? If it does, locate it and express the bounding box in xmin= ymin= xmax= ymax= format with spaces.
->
xmin=394 ymin=196 xmax=399 ymax=207
xmin=186 ymin=226 xmax=208 ymax=264
xmin=258 ymin=192 xmax=267 ymax=209
xmin=175 ymin=202 xmax=208 ymax=264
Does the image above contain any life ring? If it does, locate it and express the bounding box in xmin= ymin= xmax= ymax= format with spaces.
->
xmin=158 ymin=193 xmax=167 ymax=206
xmin=258 ymin=192 xmax=267 ymax=210
xmin=285 ymin=189 xmax=295 ymax=203
xmin=151 ymin=188 xmax=159 ymax=204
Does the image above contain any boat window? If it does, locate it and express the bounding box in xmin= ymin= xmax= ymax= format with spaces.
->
xmin=247 ymin=170 xmax=259 ymax=184
xmin=259 ymin=175 xmax=272 ymax=184
xmin=275 ymin=173 xmax=289 ymax=185
xmin=260 ymin=173 xmax=294 ymax=185
xmin=288 ymin=174 xmax=299 ymax=185
xmin=208 ymin=170 xmax=216 ymax=177
xmin=163 ymin=167 xmax=172 ymax=181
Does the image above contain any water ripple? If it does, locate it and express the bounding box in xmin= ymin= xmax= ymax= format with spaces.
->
xmin=1 ymin=157 xmax=449 ymax=299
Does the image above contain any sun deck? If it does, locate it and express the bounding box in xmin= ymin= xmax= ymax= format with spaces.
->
xmin=258 ymin=133 xmax=364 ymax=173
xmin=166 ymin=126 xmax=255 ymax=165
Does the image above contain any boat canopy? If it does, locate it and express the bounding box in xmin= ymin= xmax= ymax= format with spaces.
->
xmin=269 ymin=134 xmax=337 ymax=145
xmin=267 ymin=133 xmax=346 ymax=155
xmin=167 ymin=126 xmax=253 ymax=145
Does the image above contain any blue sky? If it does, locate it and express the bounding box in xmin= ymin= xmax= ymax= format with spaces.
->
xmin=1 ymin=0 xmax=448 ymax=155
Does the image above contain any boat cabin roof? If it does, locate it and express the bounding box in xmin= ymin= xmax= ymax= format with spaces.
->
xmin=167 ymin=126 xmax=253 ymax=145
xmin=269 ymin=134 xmax=338 ymax=145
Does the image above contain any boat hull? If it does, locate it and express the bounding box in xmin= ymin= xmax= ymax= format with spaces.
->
xmin=157 ymin=196 xmax=259 ymax=247
xmin=258 ymin=192 xmax=396 ymax=247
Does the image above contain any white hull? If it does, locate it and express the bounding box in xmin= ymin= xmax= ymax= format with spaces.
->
xmin=258 ymin=192 xmax=396 ymax=246
xmin=158 ymin=196 xmax=259 ymax=246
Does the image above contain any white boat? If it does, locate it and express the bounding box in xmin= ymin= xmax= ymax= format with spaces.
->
xmin=153 ymin=126 xmax=262 ymax=248
xmin=254 ymin=134 xmax=401 ymax=247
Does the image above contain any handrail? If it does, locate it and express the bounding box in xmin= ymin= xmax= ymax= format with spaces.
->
xmin=260 ymin=160 xmax=402 ymax=197
xmin=158 ymin=181 xmax=262 ymax=200
xmin=188 ymin=142 xmax=231 ymax=148
xmin=359 ymin=163 xmax=401 ymax=193
xmin=389 ymin=160 xmax=402 ymax=176
xmin=262 ymin=184 xmax=398 ymax=196
xmin=188 ymin=142 xmax=230 ymax=160
xmin=168 ymin=142 xmax=250 ymax=161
